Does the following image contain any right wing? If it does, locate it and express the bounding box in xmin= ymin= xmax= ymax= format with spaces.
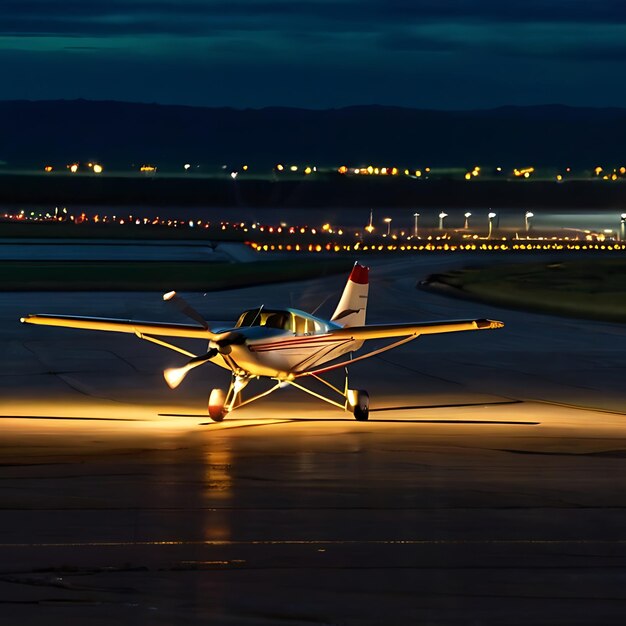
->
xmin=327 ymin=318 xmax=504 ymax=341
xmin=21 ymin=314 xmax=212 ymax=340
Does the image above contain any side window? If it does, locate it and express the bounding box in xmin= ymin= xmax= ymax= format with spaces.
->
xmin=314 ymin=320 xmax=327 ymax=333
xmin=304 ymin=318 xmax=327 ymax=334
xmin=294 ymin=315 xmax=306 ymax=335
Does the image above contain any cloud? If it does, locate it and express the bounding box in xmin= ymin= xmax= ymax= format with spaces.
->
xmin=2 ymin=1 xmax=626 ymax=40
xmin=1 ymin=0 xmax=626 ymax=109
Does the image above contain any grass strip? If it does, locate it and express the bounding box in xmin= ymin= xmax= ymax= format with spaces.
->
xmin=427 ymin=259 xmax=626 ymax=323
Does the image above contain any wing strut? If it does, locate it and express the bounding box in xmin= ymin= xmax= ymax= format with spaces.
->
xmin=296 ymin=334 xmax=418 ymax=378
xmin=134 ymin=332 xmax=197 ymax=358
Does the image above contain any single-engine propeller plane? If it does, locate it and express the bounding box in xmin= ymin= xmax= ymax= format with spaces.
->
xmin=21 ymin=263 xmax=503 ymax=421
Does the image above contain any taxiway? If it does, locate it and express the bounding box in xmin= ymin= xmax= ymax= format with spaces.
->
xmin=1 ymin=256 xmax=625 ymax=624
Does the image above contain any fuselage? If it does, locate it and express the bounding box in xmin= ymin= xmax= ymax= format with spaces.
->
xmin=209 ymin=307 xmax=360 ymax=379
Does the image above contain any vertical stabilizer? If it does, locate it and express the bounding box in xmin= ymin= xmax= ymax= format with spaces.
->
xmin=331 ymin=263 xmax=369 ymax=327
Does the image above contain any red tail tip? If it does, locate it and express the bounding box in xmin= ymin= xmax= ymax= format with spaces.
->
xmin=349 ymin=263 xmax=369 ymax=285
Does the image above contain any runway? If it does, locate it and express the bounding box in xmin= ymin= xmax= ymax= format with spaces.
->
xmin=2 ymin=256 xmax=626 ymax=624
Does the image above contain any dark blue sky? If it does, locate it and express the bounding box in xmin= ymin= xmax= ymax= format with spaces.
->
xmin=2 ymin=0 xmax=626 ymax=109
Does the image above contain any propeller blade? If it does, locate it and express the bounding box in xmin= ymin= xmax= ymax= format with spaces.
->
xmin=163 ymin=349 xmax=217 ymax=389
xmin=163 ymin=291 xmax=209 ymax=330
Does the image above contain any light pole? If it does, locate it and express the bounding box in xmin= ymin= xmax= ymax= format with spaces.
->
xmin=464 ymin=212 xmax=471 ymax=229
xmin=525 ymin=211 xmax=534 ymax=233
xmin=621 ymin=213 xmax=626 ymax=241
xmin=488 ymin=211 xmax=497 ymax=238
xmin=365 ymin=209 xmax=374 ymax=234
xmin=413 ymin=213 xmax=420 ymax=237
xmin=438 ymin=211 xmax=448 ymax=230
xmin=384 ymin=217 xmax=392 ymax=236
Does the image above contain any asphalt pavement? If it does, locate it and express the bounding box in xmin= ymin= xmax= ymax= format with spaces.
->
xmin=1 ymin=254 xmax=625 ymax=625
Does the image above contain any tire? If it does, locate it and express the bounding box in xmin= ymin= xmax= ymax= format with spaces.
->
xmin=208 ymin=388 xmax=227 ymax=422
xmin=352 ymin=390 xmax=369 ymax=421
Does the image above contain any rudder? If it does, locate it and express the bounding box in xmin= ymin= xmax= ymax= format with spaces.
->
xmin=331 ymin=263 xmax=369 ymax=327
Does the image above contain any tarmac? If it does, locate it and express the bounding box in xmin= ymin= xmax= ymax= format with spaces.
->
xmin=1 ymin=255 xmax=625 ymax=625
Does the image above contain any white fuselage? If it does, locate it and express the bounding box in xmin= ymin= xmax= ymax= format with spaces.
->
xmin=208 ymin=307 xmax=362 ymax=379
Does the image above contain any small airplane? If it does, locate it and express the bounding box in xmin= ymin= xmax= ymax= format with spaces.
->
xmin=21 ymin=263 xmax=503 ymax=422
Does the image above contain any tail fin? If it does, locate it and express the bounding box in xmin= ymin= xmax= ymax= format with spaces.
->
xmin=331 ymin=263 xmax=369 ymax=327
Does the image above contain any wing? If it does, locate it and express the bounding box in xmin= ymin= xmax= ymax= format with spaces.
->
xmin=21 ymin=314 xmax=211 ymax=339
xmin=327 ymin=318 xmax=504 ymax=341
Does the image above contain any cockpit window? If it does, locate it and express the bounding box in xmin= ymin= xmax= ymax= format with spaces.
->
xmin=235 ymin=309 xmax=331 ymax=333
xmin=264 ymin=312 xmax=288 ymax=329
xmin=237 ymin=310 xmax=260 ymax=327
xmin=235 ymin=309 xmax=293 ymax=331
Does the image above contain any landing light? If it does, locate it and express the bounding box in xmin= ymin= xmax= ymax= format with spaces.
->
xmin=163 ymin=291 xmax=176 ymax=301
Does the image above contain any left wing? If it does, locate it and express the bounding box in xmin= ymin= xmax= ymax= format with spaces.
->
xmin=21 ymin=314 xmax=211 ymax=339
xmin=327 ymin=318 xmax=503 ymax=341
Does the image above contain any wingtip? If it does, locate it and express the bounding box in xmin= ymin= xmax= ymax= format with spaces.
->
xmin=477 ymin=319 xmax=505 ymax=329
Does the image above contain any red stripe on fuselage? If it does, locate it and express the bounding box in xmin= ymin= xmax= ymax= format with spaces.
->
xmin=250 ymin=337 xmax=345 ymax=353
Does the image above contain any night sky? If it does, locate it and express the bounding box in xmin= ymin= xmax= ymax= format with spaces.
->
xmin=2 ymin=0 xmax=626 ymax=109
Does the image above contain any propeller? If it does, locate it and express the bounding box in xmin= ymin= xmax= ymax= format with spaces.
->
xmin=161 ymin=291 xmax=248 ymax=388
xmin=162 ymin=330 xmax=245 ymax=389
xmin=164 ymin=349 xmax=218 ymax=389
xmin=163 ymin=291 xmax=209 ymax=330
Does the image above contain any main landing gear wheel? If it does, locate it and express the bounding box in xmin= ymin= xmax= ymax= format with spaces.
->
xmin=208 ymin=388 xmax=227 ymax=422
xmin=350 ymin=389 xmax=369 ymax=421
